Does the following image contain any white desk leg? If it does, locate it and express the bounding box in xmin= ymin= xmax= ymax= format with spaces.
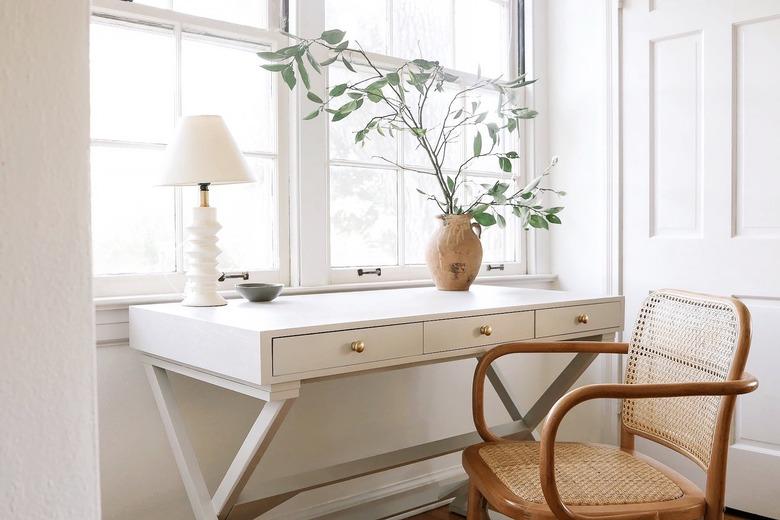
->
xmin=212 ymin=399 xmax=294 ymax=518
xmin=146 ymin=365 xmax=218 ymax=520
xmin=146 ymin=365 xmax=295 ymax=520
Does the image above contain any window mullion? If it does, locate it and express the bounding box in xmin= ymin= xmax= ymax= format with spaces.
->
xmin=173 ymin=22 xmax=185 ymax=275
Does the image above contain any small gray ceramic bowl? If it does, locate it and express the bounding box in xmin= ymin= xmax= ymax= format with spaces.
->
xmin=236 ymin=283 xmax=284 ymax=302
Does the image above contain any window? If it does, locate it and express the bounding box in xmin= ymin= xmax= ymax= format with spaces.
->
xmin=89 ymin=0 xmax=527 ymax=296
xmin=322 ymin=0 xmax=525 ymax=282
xmin=89 ymin=1 xmax=289 ymax=297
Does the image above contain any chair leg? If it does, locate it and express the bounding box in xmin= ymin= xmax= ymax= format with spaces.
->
xmin=467 ymin=482 xmax=488 ymax=520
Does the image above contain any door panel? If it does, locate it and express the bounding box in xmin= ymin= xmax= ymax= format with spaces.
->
xmin=621 ymin=0 xmax=780 ymax=516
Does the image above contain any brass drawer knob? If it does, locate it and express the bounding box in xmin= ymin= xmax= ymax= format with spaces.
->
xmin=351 ymin=340 xmax=365 ymax=353
xmin=576 ymin=314 xmax=590 ymax=324
xmin=479 ymin=325 xmax=493 ymax=336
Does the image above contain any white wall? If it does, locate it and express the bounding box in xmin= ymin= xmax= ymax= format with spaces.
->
xmin=540 ymin=0 xmax=614 ymax=296
xmin=0 ymin=1 xmax=100 ymax=519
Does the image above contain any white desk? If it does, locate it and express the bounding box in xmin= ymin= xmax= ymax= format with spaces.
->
xmin=130 ymin=285 xmax=624 ymax=520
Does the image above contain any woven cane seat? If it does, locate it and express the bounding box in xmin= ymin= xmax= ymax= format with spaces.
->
xmin=474 ymin=441 xmax=684 ymax=506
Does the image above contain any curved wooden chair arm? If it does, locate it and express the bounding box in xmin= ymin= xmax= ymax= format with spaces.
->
xmin=538 ymin=373 xmax=759 ymax=520
xmin=472 ymin=342 xmax=630 ymax=442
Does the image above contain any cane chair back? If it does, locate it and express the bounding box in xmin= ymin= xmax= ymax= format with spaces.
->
xmin=622 ymin=290 xmax=751 ymax=469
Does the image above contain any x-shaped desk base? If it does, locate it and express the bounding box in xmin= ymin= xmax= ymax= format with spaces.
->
xmin=144 ymin=341 xmax=604 ymax=520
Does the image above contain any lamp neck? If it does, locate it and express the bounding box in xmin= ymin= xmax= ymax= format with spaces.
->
xmin=199 ymin=183 xmax=210 ymax=208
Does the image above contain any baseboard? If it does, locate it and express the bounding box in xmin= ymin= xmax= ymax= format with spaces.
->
xmin=259 ymin=465 xmax=467 ymax=520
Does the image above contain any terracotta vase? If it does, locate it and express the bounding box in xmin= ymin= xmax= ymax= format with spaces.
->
xmin=425 ymin=214 xmax=483 ymax=291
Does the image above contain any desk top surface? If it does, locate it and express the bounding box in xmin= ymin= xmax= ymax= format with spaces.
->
xmin=131 ymin=285 xmax=622 ymax=334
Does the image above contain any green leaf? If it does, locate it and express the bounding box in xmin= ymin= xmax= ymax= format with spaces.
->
xmin=498 ymin=156 xmax=512 ymax=173
xmin=367 ymin=91 xmax=382 ymax=103
xmin=496 ymin=213 xmax=506 ymax=228
xmin=512 ymin=108 xmax=538 ymax=119
xmin=505 ymin=151 xmax=519 ymax=159
xmin=257 ymin=50 xmax=285 ymax=61
xmin=307 ymin=91 xmax=324 ymax=104
xmin=329 ymin=83 xmax=348 ymax=96
xmin=305 ymin=50 xmax=321 ymax=74
xmin=441 ymin=72 xmax=459 ymax=82
xmin=410 ymin=127 xmax=426 ymax=137
xmin=475 ymin=112 xmax=488 ymax=124
xmin=321 ymin=29 xmax=347 ymax=45
xmin=528 ymin=214 xmax=548 ymax=229
xmin=523 ymin=175 xmax=542 ymax=192
xmin=347 ymin=92 xmax=363 ymax=99
xmin=278 ymin=45 xmax=302 ymax=58
xmin=320 ymin=54 xmax=339 ymax=66
xmin=336 ymin=99 xmax=359 ymax=114
xmin=260 ymin=63 xmax=289 ymax=72
xmin=334 ymin=40 xmax=349 ymax=52
xmin=412 ymin=58 xmax=437 ymax=69
xmin=473 ymin=131 xmax=482 ymax=156
xmin=446 ymin=176 xmax=455 ymax=194
xmin=415 ymin=187 xmax=429 ymax=196
xmin=386 ymin=72 xmax=400 ymax=86
xmin=281 ymin=65 xmax=296 ymax=90
xmin=546 ymin=213 xmax=562 ymax=224
xmin=473 ymin=212 xmax=497 ymax=226
xmin=472 ymin=204 xmax=489 ymax=214
xmin=367 ymin=79 xmax=387 ymax=91
xmin=295 ymin=55 xmax=310 ymax=90
xmin=507 ymin=118 xmax=517 ymax=133
xmin=303 ymin=109 xmax=320 ymax=120
xmin=547 ymin=206 xmax=564 ymax=214
xmin=453 ymin=109 xmax=463 ymax=119
xmin=341 ymin=56 xmax=356 ymax=72
xmin=332 ymin=110 xmax=352 ymax=122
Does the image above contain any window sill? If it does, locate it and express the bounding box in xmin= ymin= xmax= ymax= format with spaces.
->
xmin=94 ymin=273 xmax=558 ymax=311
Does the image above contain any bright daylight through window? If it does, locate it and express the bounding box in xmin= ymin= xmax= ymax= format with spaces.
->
xmin=89 ymin=0 xmax=529 ymax=296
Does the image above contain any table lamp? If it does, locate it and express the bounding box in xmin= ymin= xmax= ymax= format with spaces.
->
xmin=160 ymin=115 xmax=256 ymax=307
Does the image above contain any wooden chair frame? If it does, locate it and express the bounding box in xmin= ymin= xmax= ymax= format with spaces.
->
xmin=465 ymin=292 xmax=758 ymax=520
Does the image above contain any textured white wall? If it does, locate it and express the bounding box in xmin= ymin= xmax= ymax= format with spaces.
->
xmin=0 ymin=1 xmax=99 ymax=519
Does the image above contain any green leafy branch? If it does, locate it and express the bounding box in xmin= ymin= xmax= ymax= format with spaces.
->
xmin=258 ymin=29 xmax=564 ymax=229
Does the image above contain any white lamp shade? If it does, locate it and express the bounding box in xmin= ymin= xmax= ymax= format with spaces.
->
xmin=160 ymin=115 xmax=256 ymax=186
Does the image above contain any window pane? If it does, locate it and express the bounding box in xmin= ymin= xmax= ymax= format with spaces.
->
xmin=325 ymin=0 xmax=388 ymax=55
xmin=466 ymin=176 xmax=518 ymax=262
xmin=329 ymin=65 xmax=397 ymax=164
xmin=183 ymin=157 xmax=276 ymax=271
xmin=181 ymin=35 xmax=275 ymax=153
xmin=455 ymin=0 xmax=509 ymax=77
xmin=330 ymin=166 xmax=398 ymax=267
xmin=91 ymin=146 xmax=176 ymax=275
xmin=172 ymin=0 xmax=267 ymax=28
xmin=392 ymin=0 xmax=453 ymax=65
xmin=404 ymin=172 xmax=442 ymax=264
xmin=90 ymin=21 xmax=175 ymax=143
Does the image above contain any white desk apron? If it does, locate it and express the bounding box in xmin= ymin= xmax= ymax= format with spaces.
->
xmin=130 ymin=285 xmax=624 ymax=520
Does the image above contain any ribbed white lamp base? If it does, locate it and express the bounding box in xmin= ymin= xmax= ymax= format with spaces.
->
xmin=182 ymin=206 xmax=227 ymax=307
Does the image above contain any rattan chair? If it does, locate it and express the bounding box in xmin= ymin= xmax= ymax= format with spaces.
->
xmin=463 ymin=289 xmax=758 ymax=520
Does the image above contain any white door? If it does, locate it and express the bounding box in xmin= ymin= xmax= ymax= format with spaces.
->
xmin=621 ymin=0 xmax=780 ymax=516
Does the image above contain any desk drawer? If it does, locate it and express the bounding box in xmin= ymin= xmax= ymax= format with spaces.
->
xmin=423 ymin=311 xmax=534 ymax=353
xmin=535 ymin=302 xmax=622 ymax=338
xmin=272 ymin=323 xmax=423 ymax=376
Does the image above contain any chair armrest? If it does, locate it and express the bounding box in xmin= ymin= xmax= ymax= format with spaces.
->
xmin=538 ymin=374 xmax=758 ymax=520
xmin=472 ymin=342 xmax=629 ymax=442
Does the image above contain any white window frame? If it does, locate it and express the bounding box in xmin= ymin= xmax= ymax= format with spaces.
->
xmin=291 ymin=0 xmax=530 ymax=286
xmin=90 ymin=0 xmax=539 ymax=298
xmin=90 ymin=0 xmax=291 ymax=298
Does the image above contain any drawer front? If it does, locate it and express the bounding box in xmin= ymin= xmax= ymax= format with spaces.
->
xmin=535 ymin=301 xmax=622 ymax=338
xmin=423 ymin=311 xmax=534 ymax=353
xmin=272 ymin=323 xmax=423 ymax=376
